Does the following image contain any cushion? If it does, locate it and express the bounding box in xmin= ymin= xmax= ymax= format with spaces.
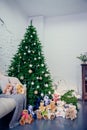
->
xmin=0 ymin=75 xmax=9 ymax=92
xmin=0 ymin=98 xmax=16 ymax=118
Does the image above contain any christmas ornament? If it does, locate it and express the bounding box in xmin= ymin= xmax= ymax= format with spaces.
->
xmin=20 ymin=76 xmax=24 ymax=80
xmin=11 ymin=67 xmax=14 ymax=70
xmin=28 ymin=50 xmax=31 ymax=53
xmin=36 ymin=77 xmax=39 ymax=79
xmin=32 ymin=51 xmax=35 ymax=53
xmin=38 ymin=57 xmax=41 ymax=59
xmin=28 ymin=69 xmax=32 ymax=73
xmin=30 ymin=35 xmax=33 ymax=37
xmin=41 ymin=64 xmax=44 ymax=67
xmin=25 ymin=46 xmax=28 ymax=49
xmin=39 ymin=77 xmax=42 ymax=80
xmin=34 ymin=58 xmax=37 ymax=60
xmin=34 ymin=43 xmax=36 ymax=45
xmin=48 ymin=91 xmax=51 ymax=94
xmin=19 ymin=56 xmax=22 ymax=59
xmin=24 ymin=53 xmax=26 ymax=55
xmin=41 ymin=93 xmax=44 ymax=97
xmin=45 ymin=84 xmax=48 ymax=87
xmin=33 ymin=31 xmax=35 ymax=34
xmin=37 ymin=85 xmax=39 ymax=89
xmin=45 ymin=74 xmax=48 ymax=77
xmin=42 ymin=71 xmax=44 ymax=74
xmin=29 ymin=64 xmax=33 ymax=67
xmin=31 ymin=82 xmax=34 ymax=85
xmin=34 ymin=90 xmax=38 ymax=94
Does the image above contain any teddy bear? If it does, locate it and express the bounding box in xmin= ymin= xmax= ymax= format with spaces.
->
xmin=16 ymin=84 xmax=25 ymax=94
xmin=36 ymin=110 xmax=43 ymax=120
xmin=19 ymin=109 xmax=34 ymax=125
xmin=50 ymin=100 xmax=57 ymax=113
xmin=3 ymin=83 xmax=13 ymax=95
xmin=39 ymin=102 xmax=46 ymax=112
xmin=65 ymin=105 xmax=77 ymax=120
xmin=52 ymin=93 xmax=60 ymax=104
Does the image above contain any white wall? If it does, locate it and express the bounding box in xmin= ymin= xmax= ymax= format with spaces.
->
xmin=44 ymin=13 xmax=87 ymax=95
xmin=0 ymin=1 xmax=27 ymax=74
xmin=0 ymin=0 xmax=87 ymax=96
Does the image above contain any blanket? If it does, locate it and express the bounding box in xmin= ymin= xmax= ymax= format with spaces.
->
xmin=0 ymin=94 xmax=26 ymax=128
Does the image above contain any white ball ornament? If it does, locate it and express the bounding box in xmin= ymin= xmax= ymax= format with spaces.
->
xmin=11 ymin=67 xmax=14 ymax=70
xmin=34 ymin=43 xmax=36 ymax=45
xmin=29 ymin=64 xmax=32 ymax=67
xmin=38 ymin=57 xmax=41 ymax=59
xmin=25 ymin=46 xmax=28 ymax=49
xmin=48 ymin=91 xmax=51 ymax=94
xmin=36 ymin=77 xmax=39 ymax=79
xmin=31 ymin=82 xmax=34 ymax=85
xmin=28 ymin=69 xmax=32 ymax=73
xmin=37 ymin=85 xmax=39 ymax=89
xmin=28 ymin=50 xmax=31 ymax=53
xmin=24 ymin=53 xmax=26 ymax=55
xmin=34 ymin=90 xmax=38 ymax=95
xmin=20 ymin=76 xmax=24 ymax=80
xmin=30 ymin=35 xmax=33 ymax=37
xmin=34 ymin=58 xmax=37 ymax=60
xmin=39 ymin=77 xmax=42 ymax=80
xmin=41 ymin=93 xmax=44 ymax=97
xmin=45 ymin=74 xmax=48 ymax=77
xmin=45 ymin=84 xmax=48 ymax=87
xmin=41 ymin=64 xmax=44 ymax=67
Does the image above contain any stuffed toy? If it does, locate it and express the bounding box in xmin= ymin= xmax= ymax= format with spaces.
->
xmin=28 ymin=105 xmax=37 ymax=119
xmin=52 ymin=93 xmax=60 ymax=103
xmin=16 ymin=84 xmax=25 ymax=94
xmin=19 ymin=109 xmax=34 ymax=125
xmin=36 ymin=110 xmax=43 ymax=120
xmin=47 ymin=109 xmax=55 ymax=120
xmin=3 ymin=83 xmax=13 ymax=95
xmin=50 ymin=100 xmax=57 ymax=113
xmin=65 ymin=105 xmax=77 ymax=120
xmin=41 ymin=110 xmax=48 ymax=120
xmin=39 ymin=102 xmax=46 ymax=112
xmin=44 ymin=95 xmax=50 ymax=106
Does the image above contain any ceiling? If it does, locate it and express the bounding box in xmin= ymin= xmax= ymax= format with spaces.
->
xmin=2 ymin=0 xmax=87 ymax=17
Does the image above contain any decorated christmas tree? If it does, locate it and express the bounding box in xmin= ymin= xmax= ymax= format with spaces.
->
xmin=7 ymin=21 xmax=54 ymax=106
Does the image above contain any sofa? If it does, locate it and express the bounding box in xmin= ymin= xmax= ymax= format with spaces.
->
xmin=0 ymin=74 xmax=26 ymax=128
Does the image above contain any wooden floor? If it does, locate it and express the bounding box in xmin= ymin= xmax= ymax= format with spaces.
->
xmin=1 ymin=101 xmax=87 ymax=130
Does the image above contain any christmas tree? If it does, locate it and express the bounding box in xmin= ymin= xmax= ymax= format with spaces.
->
xmin=7 ymin=21 xmax=54 ymax=106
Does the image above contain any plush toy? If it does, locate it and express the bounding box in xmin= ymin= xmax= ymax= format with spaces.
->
xmin=16 ymin=84 xmax=25 ymax=94
xmin=52 ymin=93 xmax=60 ymax=103
xmin=3 ymin=83 xmax=13 ymax=95
xmin=39 ymin=102 xmax=46 ymax=112
xmin=44 ymin=95 xmax=50 ymax=106
xmin=36 ymin=110 xmax=43 ymax=120
xmin=19 ymin=109 xmax=34 ymax=125
xmin=28 ymin=105 xmax=37 ymax=119
xmin=47 ymin=109 xmax=55 ymax=120
xmin=65 ymin=105 xmax=77 ymax=120
xmin=50 ymin=100 xmax=57 ymax=113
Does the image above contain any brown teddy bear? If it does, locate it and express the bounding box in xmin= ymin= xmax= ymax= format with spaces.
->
xmin=50 ymin=100 xmax=57 ymax=113
xmin=19 ymin=109 xmax=34 ymax=125
xmin=39 ymin=102 xmax=46 ymax=112
xmin=16 ymin=84 xmax=25 ymax=94
xmin=65 ymin=105 xmax=77 ymax=120
xmin=36 ymin=110 xmax=43 ymax=120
